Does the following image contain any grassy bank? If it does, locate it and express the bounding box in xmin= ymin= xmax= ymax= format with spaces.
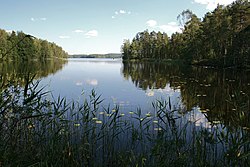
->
xmin=0 ymin=78 xmax=250 ymax=166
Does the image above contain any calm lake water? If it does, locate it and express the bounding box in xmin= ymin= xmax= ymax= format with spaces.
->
xmin=1 ymin=58 xmax=250 ymax=129
xmin=40 ymin=58 xmax=181 ymax=113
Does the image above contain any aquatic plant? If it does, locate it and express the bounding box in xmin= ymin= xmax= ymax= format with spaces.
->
xmin=0 ymin=78 xmax=249 ymax=166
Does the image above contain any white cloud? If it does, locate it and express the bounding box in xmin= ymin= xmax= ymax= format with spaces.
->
xmin=193 ymin=0 xmax=235 ymax=10
xmin=6 ymin=30 xmax=15 ymax=35
xmin=168 ymin=22 xmax=178 ymax=26
xmin=59 ymin=36 xmax=70 ymax=39
xmin=31 ymin=17 xmax=47 ymax=21
xmin=85 ymin=30 xmax=98 ymax=38
xmin=146 ymin=19 xmax=157 ymax=27
xmin=114 ymin=10 xmax=131 ymax=17
xmin=86 ymin=79 xmax=98 ymax=86
xmin=194 ymin=0 xmax=210 ymax=5
xmin=73 ymin=29 xmax=84 ymax=33
xmin=159 ymin=22 xmax=182 ymax=34
xmin=119 ymin=10 xmax=126 ymax=14
xmin=75 ymin=81 xmax=83 ymax=86
xmin=146 ymin=19 xmax=182 ymax=35
xmin=112 ymin=16 xmax=115 ymax=19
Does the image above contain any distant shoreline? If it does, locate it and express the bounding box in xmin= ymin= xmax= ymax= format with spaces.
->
xmin=68 ymin=53 xmax=122 ymax=59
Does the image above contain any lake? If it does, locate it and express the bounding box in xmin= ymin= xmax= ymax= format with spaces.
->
xmin=40 ymin=59 xmax=181 ymax=113
xmin=1 ymin=58 xmax=250 ymax=129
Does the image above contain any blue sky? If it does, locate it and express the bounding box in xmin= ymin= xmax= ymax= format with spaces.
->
xmin=0 ymin=0 xmax=235 ymax=54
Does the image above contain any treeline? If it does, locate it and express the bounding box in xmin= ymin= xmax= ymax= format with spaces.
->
xmin=69 ymin=53 xmax=122 ymax=58
xmin=121 ymin=0 xmax=250 ymax=68
xmin=0 ymin=29 xmax=68 ymax=61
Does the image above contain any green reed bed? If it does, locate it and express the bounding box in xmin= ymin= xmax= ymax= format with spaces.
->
xmin=0 ymin=79 xmax=250 ymax=166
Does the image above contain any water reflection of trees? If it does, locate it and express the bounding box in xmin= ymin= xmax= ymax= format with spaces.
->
xmin=0 ymin=59 xmax=68 ymax=88
xmin=122 ymin=61 xmax=250 ymax=129
xmin=122 ymin=61 xmax=187 ymax=90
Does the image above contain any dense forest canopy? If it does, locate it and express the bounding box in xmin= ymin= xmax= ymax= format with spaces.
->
xmin=121 ymin=0 xmax=250 ymax=68
xmin=0 ymin=29 xmax=68 ymax=61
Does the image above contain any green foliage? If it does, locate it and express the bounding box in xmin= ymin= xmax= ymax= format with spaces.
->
xmin=0 ymin=30 xmax=68 ymax=61
xmin=121 ymin=0 xmax=250 ymax=68
xmin=0 ymin=30 xmax=9 ymax=59
xmin=121 ymin=30 xmax=170 ymax=60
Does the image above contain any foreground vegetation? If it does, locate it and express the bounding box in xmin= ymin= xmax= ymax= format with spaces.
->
xmin=121 ymin=0 xmax=250 ymax=68
xmin=0 ymin=78 xmax=250 ymax=166
xmin=0 ymin=29 xmax=68 ymax=61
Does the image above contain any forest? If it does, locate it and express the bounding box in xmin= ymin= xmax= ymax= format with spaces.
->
xmin=0 ymin=29 xmax=68 ymax=61
xmin=69 ymin=53 xmax=122 ymax=58
xmin=121 ymin=0 xmax=250 ymax=68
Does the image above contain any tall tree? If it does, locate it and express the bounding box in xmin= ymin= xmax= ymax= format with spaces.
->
xmin=0 ymin=29 xmax=9 ymax=60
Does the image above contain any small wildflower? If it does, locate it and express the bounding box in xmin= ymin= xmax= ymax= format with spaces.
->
xmin=153 ymin=120 xmax=158 ymax=123
xmin=129 ymin=111 xmax=134 ymax=114
xmin=99 ymin=112 xmax=105 ymax=115
xmin=92 ymin=117 xmax=98 ymax=120
xmin=120 ymin=113 xmax=125 ymax=116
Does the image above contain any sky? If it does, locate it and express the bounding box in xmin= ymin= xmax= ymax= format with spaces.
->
xmin=0 ymin=0 xmax=235 ymax=54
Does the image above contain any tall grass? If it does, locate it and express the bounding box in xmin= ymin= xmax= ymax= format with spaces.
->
xmin=0 ymin=78 xmax=249 ymax=166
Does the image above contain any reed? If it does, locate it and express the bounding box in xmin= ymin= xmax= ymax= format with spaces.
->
xmin=0 ymin=79 xmax=249 ymax=166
